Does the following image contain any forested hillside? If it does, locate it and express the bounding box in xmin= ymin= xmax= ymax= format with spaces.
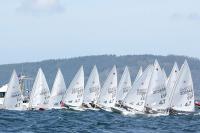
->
xmin=0 ymin=55 xmax=199 ymax=98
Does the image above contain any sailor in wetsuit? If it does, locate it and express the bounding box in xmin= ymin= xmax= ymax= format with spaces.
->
xmin=89 ymin=101 xmax=96 ymax=108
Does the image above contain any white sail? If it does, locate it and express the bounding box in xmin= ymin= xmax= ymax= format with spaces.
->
xmin=165 ymin=63 xmax=179 ymax=108
xmin=145 ymin=60 xmax=168 ymax=111
xmin=98 ymin=66 xmax=117 ymax=108
xmin=135 ymin=67 xmax=143 ymax=82
xmin=29 ymin=68 xmax=50 ymax=109
xmin=116 ymin=66 xmax=132 ymax=103
xmin=48 ymin=69 xmax=66 ymax=109
xmin=170 ymin=60 xmax=194 ymax=112
xmin=83 ymin=65 xmax=101 ymax=105
xmin=123 ymin=65 xmax=154 ymax=112
xmin=3 ymin=70 xmax=23 ymax=110
xmin=162 ymin=68 xmax=168 ymax=85
xmin=62 ymin=66 xmax=84 ymax=107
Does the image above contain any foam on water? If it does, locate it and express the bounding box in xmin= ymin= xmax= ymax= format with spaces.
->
xmin=0 ymin=109 xmax=200 ymax=133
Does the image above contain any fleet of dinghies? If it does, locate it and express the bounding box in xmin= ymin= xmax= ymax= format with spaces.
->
xmin=0 ymin=60 xmax=195 ymax=115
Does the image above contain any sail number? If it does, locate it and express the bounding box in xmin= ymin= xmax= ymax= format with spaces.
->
xmin=89 ymin=87 xmax=99 ymax=93
xmin=180 ymin=86 xmax=193 ymax=95
xmin=153 ymin=87 xmax=166 ymax=95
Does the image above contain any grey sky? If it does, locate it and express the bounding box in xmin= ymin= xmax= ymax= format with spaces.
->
xmin=0 ymin=0 xmax=200 ymax=64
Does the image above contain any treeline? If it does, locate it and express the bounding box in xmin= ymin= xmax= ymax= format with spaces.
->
xmin=0 ymin=55 xmax=200 ymax=99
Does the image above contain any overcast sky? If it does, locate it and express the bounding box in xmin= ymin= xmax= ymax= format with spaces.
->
xmin=0 ymin=0 xmax=200 ymax=64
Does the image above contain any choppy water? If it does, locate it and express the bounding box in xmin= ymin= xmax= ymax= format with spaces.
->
xmin=0 ymin=109 xmax=200 ymax=133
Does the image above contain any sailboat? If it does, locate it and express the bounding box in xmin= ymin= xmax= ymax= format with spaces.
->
xmin=112 ymin=67 xmax=143 ymax=113
xmin=29 ymin=68 xmax=50 ymax=110
xmin=145 ymin=60 xmax=168 ymax=114
xmin=97 ymin=65 xmax=117 ymax=111
xmin=165 ymin=63 xmax=179 ymax=110
xmin=61 ymin=66 xmax=84 ymax=111
xmin=3 ymin=70 xmax=24 ymax=110
xmin=121 ymin=65 xmax=153 ymax=115
xmin=115 ymin=66 xmax=132 ymax=104
xmin=82 ymin=65 xmax=101 ymax=110
xmin=169 ymin=60 xmax=195 ymax=114
xmin=48 ymin=69 xmax=66 ymax=109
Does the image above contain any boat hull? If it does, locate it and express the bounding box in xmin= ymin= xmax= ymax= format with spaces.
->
xmin=62 ymin=104 xmax=84 ymax=111
xmin=111 ymin=106 xmax=126 ymax=114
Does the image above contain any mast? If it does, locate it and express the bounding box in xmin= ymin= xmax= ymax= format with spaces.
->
xmin=18 ymin=64 xmax=33 ymax=98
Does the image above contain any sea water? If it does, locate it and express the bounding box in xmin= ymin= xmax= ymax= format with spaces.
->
xmin=0 ymin=109 xmax=199 ymax=133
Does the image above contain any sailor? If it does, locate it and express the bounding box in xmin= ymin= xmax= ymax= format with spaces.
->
xmin=144 ymin=104 xmax=151 ymax=113
xmin=89 ymin=101 xmax=96 ymax=108
xmin=60 ymin=101 xmax=70 ymax=109
xmin=82 ymin=103 xmax=89 ymax=108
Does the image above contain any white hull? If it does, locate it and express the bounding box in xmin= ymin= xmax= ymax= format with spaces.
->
xmin=100 ymin=107 xmax=113 ymax=112
xmin=83 ymin=107 xmax=100 ymax=111
xmin=28 ymin=105 xmax=50 ymax=111
xmin=111 ymin=106 xmax=127 ymax=114
xmin=62 ymin=105 xmax=85 ymax=111
xmin=50 ymin=107 xmax=66 ymax=110
xmin=111 ymin=106 xmax=145 ymax=116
